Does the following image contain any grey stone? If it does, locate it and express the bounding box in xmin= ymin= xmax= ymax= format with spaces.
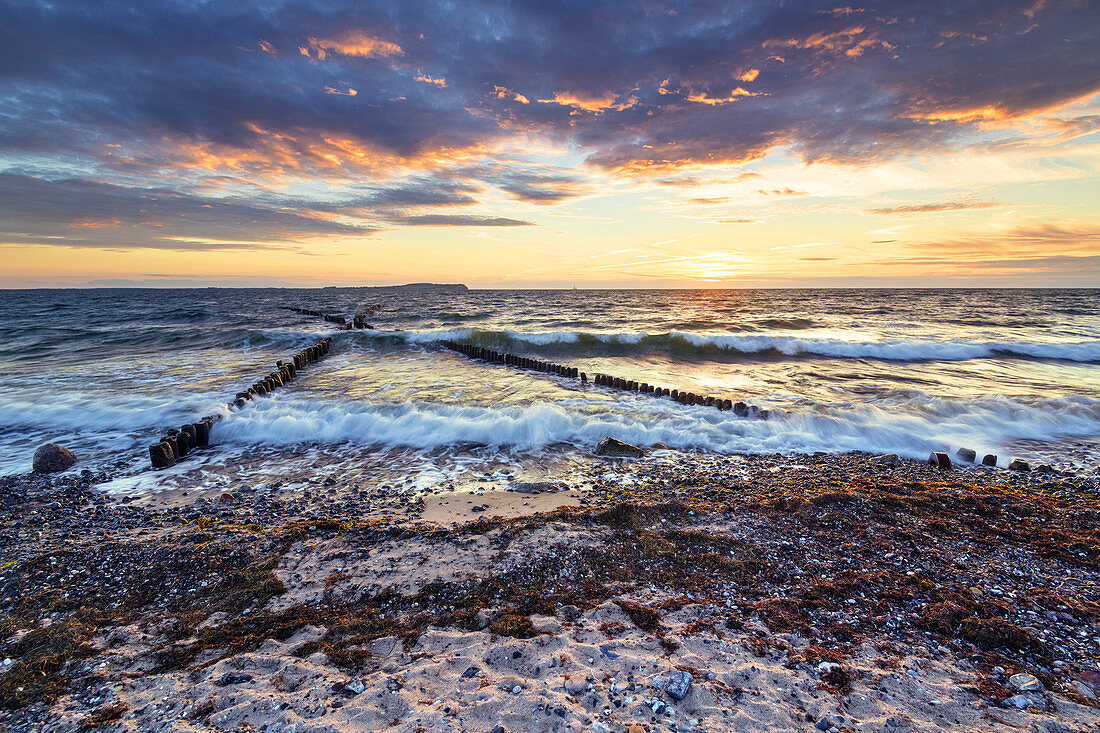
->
xmin=1008 ymin=673 xmax=1043 ymax=692
xmin=956 ymin=447 xmax=977 ymax=462
xmin=1073 ymin=681 xmax=1097 ymax=700
xmin=871 ymin=453 xmax=901 ymax=467
xmin=664 ymin=670 xmax=694 ymax=700
xmin=1001 ymin=694 xmax=1034 ymax=709
xmin=595 ymin=437 xmax=645 ymax=458
xmin=32 ymin=443 xmax=78 ymax=473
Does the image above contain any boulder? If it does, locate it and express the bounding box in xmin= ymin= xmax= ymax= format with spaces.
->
xmin=928 ymin=452 xmax=952 ymax=469
xmin=32 ymin=443 xmax=78 ymax=473
xmin=1008 ymin=459 xmax=1030 ymax=472
xmin=982 ymin=454 xmax=997 ymax=467
xmin=595 ymin=437 xmax=645 ymax=458
xmin=956 ymin=448 xmax=977 ymax=463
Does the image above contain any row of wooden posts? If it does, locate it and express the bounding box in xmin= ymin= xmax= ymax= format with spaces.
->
xmin=281 ymin=308 xmax=769 ymax=418
xmin=281 ymin=306 xmax=375 ymax=330
xmin=440 ymin=340 xmax=769 ymax=419
xmin=148 ymin=336 xmax=332 ymax=468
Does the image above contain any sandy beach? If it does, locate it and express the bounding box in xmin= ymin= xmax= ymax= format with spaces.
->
xmin=2 ymin=452 xmax=1098 ymax=732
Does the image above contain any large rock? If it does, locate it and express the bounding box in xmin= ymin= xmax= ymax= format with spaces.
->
xmin=928 ymin=451 xmax=952 ymax=469
xmin=871 ymin=453 xmax=901 ymax=467
xmin=32 ymin=443 xmax=78 ymax=473
xmin=595 ymin=437 xmax=644 ymax=458
xmin=956 ymin=447 xmax=977 ymax=463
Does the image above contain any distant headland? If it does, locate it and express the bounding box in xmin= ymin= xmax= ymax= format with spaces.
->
xmin=323 ymin=283 xmax=469 ymax=292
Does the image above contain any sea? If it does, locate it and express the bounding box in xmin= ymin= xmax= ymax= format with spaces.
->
xmin=1 ymin=288 xmax=1098 ymax=492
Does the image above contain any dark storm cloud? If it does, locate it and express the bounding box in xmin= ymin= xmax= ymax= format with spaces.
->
xmin=0 ymin=173 xmax=378 ymax=249
xmin=2 ymin=0 xmax=1096 ymax=170
xmin=450 ymin=165 xmax=590 ymax=204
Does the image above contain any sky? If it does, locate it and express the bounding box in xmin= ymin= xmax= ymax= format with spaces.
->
xmin=1 ymin=0 xmax=1098 ymax=288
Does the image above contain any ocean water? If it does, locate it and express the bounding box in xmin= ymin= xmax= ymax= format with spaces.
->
xmin=1 ymin=288 xmax=1098 ymax=486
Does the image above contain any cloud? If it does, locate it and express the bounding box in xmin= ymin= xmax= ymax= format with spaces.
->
xmin=922 ymin=221 xmax=1100 ymax=252
xmin=414 ymin=74 xmax=446 ymax=87
xmin=453 ymin=165 xmax=590 ymax=204
xmin=756 ymin=188 xmax=807 ymax=196
xmin=0 ymin=173 xmax=378 ymax=249
xmin=1 ymin=0 xmax=1093 ymax=178
xmin=865 ymin=199 xmax=1002 ymax=215
xmin=388 ymin=214 xmax=533 ymax=227
xmin=302 ymin=30 xmax=402 ymax=60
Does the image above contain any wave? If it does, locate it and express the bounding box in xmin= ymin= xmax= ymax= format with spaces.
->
xmin=341 ymin=328 xmax=1100 ymax=363
xmin=210 ymin=391 xmax=1100 ymax=462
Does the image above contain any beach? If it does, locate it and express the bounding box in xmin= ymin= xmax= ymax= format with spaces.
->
xmin=2 ymin=451 xmax=1098 ymax=732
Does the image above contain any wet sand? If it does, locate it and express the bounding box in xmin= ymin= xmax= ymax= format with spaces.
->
xmin=1 ymin=451 xmax=1099 ymax=732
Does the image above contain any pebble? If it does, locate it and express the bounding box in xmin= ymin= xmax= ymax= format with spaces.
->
xmin=1002 ymin=694 xmax=1035 ymax=709
xmin=1008 ymin=673 xmax=1043 ymax=692
xmin=664 ymin=671 xmax=694 ymax=700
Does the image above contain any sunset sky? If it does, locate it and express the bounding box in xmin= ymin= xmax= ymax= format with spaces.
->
xmin=1 ymin=1 xmax=1098 ymax=288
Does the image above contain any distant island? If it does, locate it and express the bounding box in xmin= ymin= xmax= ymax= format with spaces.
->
xmin=390 ymin=282 xmax=468 ymax=291
xmin=323 ymin=283 xmax=468 ymax=291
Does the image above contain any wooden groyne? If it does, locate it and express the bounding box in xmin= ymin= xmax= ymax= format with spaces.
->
xmin=148 ymin=336 xmax=333 ymax=468
xmin=439 ymin=340 xmax=769 ymax=419
xmin=281 ymin=305 xmax=378 ymax=330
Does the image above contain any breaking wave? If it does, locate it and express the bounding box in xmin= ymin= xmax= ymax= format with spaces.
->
xmin=210 ymin=390 xmax=1100 ymax=461
xmin=342 ymin=328 xmax=1100 ymax=363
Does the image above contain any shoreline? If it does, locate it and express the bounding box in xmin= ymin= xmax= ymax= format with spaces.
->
xmin=1 ymin=451 xmax=1098 ymax=731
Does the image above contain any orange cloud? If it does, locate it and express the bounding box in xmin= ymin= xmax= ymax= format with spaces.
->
xmin=538 ymin=91 xmax=635 ymax=113
xmin=686 ymin=87 xmax=760 ymax=105
xmin=138 ymin=123 xmax=493 ymax=184
xmin=324 ymin=84 xmax=358 ymax=96
xmin=302 ymin=30 xmax=403 ymax=61
xmin=414 ymin=74 xmax=447 ymax=87
xmin=767 ymin=24 xmax=890 ymax=58
xmin=738 ymin=68 xmax=760 ymax=82
xmin=492 ymin=85 xmax=530 ymax=104
xmin=258 ymin=39 xmax=276 ymax=55
xmin=67 ymin=219 xmax=123 ymax=229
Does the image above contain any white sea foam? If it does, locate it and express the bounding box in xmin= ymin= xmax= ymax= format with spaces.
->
xmin=210 ymin=390 xmax=1100 ymax=462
